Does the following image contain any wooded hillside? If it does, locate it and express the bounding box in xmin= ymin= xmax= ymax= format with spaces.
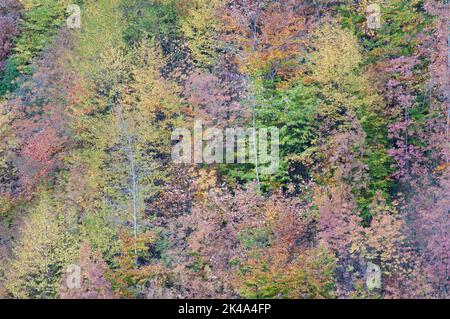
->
xmin=0 ymin=0 xmax=448 ymax=299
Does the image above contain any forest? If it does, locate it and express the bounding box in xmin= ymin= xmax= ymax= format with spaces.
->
xmin=0 ymin=0 xmax=448 ymax=299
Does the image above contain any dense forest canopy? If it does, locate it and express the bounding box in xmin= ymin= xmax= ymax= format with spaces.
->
xmin=0 ymin=0 xmax=448 ymax=299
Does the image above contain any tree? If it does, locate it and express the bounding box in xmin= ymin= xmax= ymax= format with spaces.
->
xmin=0 ymin=0 xmax=21 ymax=67
xmin=179 ymin=0 xmax=223 ymax=68
xmin=2 ymin=29 xmax=75 ymax=195
xmin=0 ymin=0 xmax=21 ymax=95
xmin=4 ymin=191 xmax=78 ymax=298
xmin=109 ymin=42 xmax=182 ymax=262
xmin=308 ymin=23 xmax=395 ymax=218
xmin=222 ymin=0 xmax=307 ymax=80
xmin=11 ymin=0 xmax=70 ymax=74
xmin=315 ymin=185 xmax=365 ymax=297
xmin=238 ymin=246 xmax=335 ymax=299
xmin=425 ymin=0 xmax=450 ymax=165
xmin=406 ymin=169 xmax=450 ymax=297
xmin=184 ymin=69 xmax=247 ymax=127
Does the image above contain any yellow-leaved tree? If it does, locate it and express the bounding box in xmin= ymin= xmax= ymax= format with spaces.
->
xmin=4 ymin=191 xmax=78 ymax=298
xmin=180 ymin=0 xmax=223 ymax=68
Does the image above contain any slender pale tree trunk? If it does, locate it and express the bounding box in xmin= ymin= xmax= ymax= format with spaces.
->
xmin=240 ymin=2 xmax=262 ymax=193
xmin=245 ymin=76 xmax=261 ymax=193
xmin=446 ymin=19 xmax=450 ymax=163
xmin=252 ymin=102 xmax=261 ymax=193
xmin=115 ymin=103 xmax=139 ymax=264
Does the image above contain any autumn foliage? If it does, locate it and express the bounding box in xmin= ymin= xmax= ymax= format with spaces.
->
xmin=0 ymin=0 xmax=448 ymax=300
